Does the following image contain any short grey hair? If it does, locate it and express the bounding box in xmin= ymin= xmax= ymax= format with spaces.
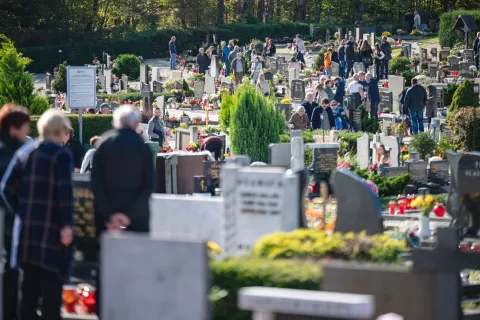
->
xmin=221 ymin=41 xmax=226 ymax=46
xmin=113 ymin=105 xmax=141 ymax=129
xmin=365 ymin=73 xmax=373 ymax=79
xmin=305 ymin=92 xmax=314 ymax=100
xmin=297 ymin=105 xmax=305 ymax=112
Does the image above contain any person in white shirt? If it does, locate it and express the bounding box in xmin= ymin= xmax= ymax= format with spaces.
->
xmin=295 ymin=34 xmax=306 ymax=66
xmin=250 ymin=56 xmax=263 ymax=83
xmin=346 ymin=74 xmax=364 ymax=109
xmin=257 ymin=73 xmax=270 ymax=96
xmin=414 ymin=11 xmax=421 ymax=29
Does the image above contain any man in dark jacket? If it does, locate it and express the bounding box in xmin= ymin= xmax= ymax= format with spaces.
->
xmin=64 ymin=128 xmax=85 ymax=172
xmin=196 ymin=48 xmax=211 ymax=74
xmin=0 ymin=104 xmax=30 ymax=320
xmin=345 ymin=37 xmax=356 ymax=78
xmin=91 ymin=105 xmax=154 ymax=317
xmin=311 ymin=98 xmax=335 ymax=130
xmin=380 ymin=37 xmax=392 ymax=79
xmin=474 ymin=32 xmax=480 ymax=70
xmin=365 ymin=74 xmax=380 ymax=120
xmin=301 ymin=92 xmax=319 ymax=121
xmin=404 ymin=78 xmax=427 ymax=134
xmin=338 ymin=40 xmax=346 ymax=79
xmin=334 ymin=77 xmax=346 ymax=104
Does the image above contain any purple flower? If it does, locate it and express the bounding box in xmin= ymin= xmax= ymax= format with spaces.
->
xmin=361 ymin=179 xmax=379 ymax=197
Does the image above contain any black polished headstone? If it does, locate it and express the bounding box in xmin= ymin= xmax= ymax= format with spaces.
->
xmin=333 ymin=170 xmax=383 ymax=235
xmin=313 ymin=147 xmax=338 ymax=174
xmin=193 ymin=175 xmax=209 ymax=193
xmin=203 ymin=161 xmax=224 ymax=194
xmin=291 ymin=80 xmax=305 ymax=101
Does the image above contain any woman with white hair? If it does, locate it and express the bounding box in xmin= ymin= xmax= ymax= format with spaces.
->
xmin=196 ymin=47 xmax=211 ymax=74
xmin=300 ymin=91 xmax=319 ymax=121
xmin=289 ymin=105 xmax=310 ymax=130
xmin=257 ymin=72 xmax=270 ymax=96
xmin=250 ymin=56 xmax=263 ymax=83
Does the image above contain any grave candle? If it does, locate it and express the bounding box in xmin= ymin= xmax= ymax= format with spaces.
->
xmin=459 ymin=241 xmax=471 ymax=252
xmin=472 ymin=242 xmax=480 ymax=253
xmin=398 ymin=200 xmax=406 ymax=215
xmin=63 ymin=285 xmax=77 ymax=313
xmin=389 ymin=201 xmax=396 ymax=215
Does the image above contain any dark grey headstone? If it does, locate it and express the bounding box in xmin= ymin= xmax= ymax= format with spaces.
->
xmin=333 ymin=171 xmax=383 ymax=235
xmin=384 ymin=166 xmax=408 ymax=178
xmin=193 ymin=175 xmax=209 ymax=193
xmin=313 ymin=147 xmax=338 ymax=174
xmin=268 ymin=143 xmax=291 ymax=167
xmin=429 ymin=160 xmax=450 ymax=185
xmin=203 ymin=161 xmax=224 ymax=193
xmin=291 ymin=80 xmax=305 ymax=101
xmin=264 ymin=71 xmax=273 ymax=81
xmin=152 ymin=80 xmax=163 ymax=93
xmin=99 ymin=75 xmax=106 ymax=90
xmin=448 ymin=56 xmax=461 ymax=71
xmin=352 ymin=110 xmax=361 ymax=131
xmin=140 ymin=63 xmax=149 ymax=84
xmin=464 ymin=49 xmax=475 ymax=64
xmin=378 ymin=91 xmax=393 ymax=111
xmin=406 ymin=160 xmax=428 ymax=184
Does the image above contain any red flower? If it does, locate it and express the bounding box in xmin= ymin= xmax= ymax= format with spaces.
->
xmin=369 ymin=164 xmax=378 ymax=172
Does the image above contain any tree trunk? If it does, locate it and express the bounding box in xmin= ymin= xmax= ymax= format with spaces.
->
xmin=84 ymin=0 xmax=99 ymax=33
xmin=295 ymin=0 xmax=306 ymax=21
xmin=266 ymin=0 xmax=274 ymax=21
xmin=217 ymin=0 xmax=224 ymax=24
xmin=242 ymin=0 xmax=249 ymax=15
xmin=257 ymin=0 xmax=265 ymax=22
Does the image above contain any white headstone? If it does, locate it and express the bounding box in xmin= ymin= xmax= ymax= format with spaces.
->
xmin=194 ymin=81 xmax=205 ymax=98
xmin=387 ymin=75 xmax=404 ymax=112
xmin=357 ymin=132 xmax=370 ymax=169
xmin=104 ymin=69 xmax=112 ymax=94
xmin=380 ymin=135 xmax=400 ymax=167
xmin=152 ymin=67 xmax=161 ymax=82
xmin=331 ymin=61 xmax=340 ymax=77
xmin=210 ymin=55 xmax=218 ymax=77
xmin=171 ymin=70 xmax=183 ymax=80
xmin=205 ymin=77 xmax=216 ymax=94
xmin=156 ymin=95 xmax=165 ymax=113
xmin=106 ymin=55 xmax=111 ymax=67
xmin=370 ymin=33 xmax=375 ymax=48
xmin=288 ymin=68 xmax=299 ymax=88
xmin=222 ymin=77 xmax=232 ymax=84
xmin=268 ymin=143 xmax=291 ymax=167
xmin=363 ymin=33 xmax=369 ymax=41
xmin=101 ymin=234 xmax=209 ymax=320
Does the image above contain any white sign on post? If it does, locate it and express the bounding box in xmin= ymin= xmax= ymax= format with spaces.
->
xmin=67 ymin=66 xmax=97 ymax=144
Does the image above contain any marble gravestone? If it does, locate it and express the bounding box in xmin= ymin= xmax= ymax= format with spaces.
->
xmin=268 ymin=143 xmax=291 ymax=168
xmin=380 ymin=135 xmax=400 ymax=167
xmin=104 ymin=69 xmax=112 ymax=94
xmin=378 ymin=91 xmax=393 ymax=112
xmin=459 ymin=61 xmax=471 ymax=78
xmin=388 ymin=75 xmax=404 ymax=112
xmin=406 ymin=160 xmax=428 ymax=184
xmin=194 ymin=81 xmax=205 ymax=98
xmin=205 ymin=77 xmax=216 ymax=94
xmin=334 ymin=170 xmax=383 ymax=235
xmin=99 ymin=75 xmax=106 ymax=91
xmin=307 ymin=143 xmax=340 ymax=174
xmin=121 ymin=75 xmax=129 ymax=92
xmin=203 ymin=160 xmax=224 ymax=193
xmin=210 ymin=55 xmax=218 ymax=77
xmin=101 ymin=234 xmax=209 ymax=320
xmin=171 ymin=70 xmax=183 ymax=80
xmin=448 ymin=56 xmax=461 ymax=71
xmin=356 ymin=132 xmax=370 ymax=169
xmin=140 ymin=64 xmax=148 ymax=84
xmin=291 ymin=80 xmax=305 ymax=101
xmin=429 ymin=159 xmax=450 ymax=185
xmin=439 ymin=49 xmax=449 ymax=62
xmin=428 ymin=62 xmax=438 ymax=78
xmin=464 ymin=49 xmax=475 ymax=64
xmin=151 ymin=67 xmax=161 ymax=82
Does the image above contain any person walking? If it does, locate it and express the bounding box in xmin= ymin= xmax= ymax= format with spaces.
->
xmin=196 ymin=48 xmax=211 ymax=74
xmin=228 ymin=45 xmax=239 ymax=72
xmin=334 ymin=77 xmax=346 ymax=106
xmin=231 ymin=53 xmax=245 ymax=85
xmin=289 ymin=105 xmax=310 ymax=130
xmin=380 ymin=36 xmax=392 ymax=78
xmin=338 ymin=39 xmax=346 ymax=79
xmin=169 ymin=36 xmax=176 ymax=70
xmin=474 ymin=32 xmax=480 ymax=70
xmin=311 ymin=98 xmax=335 ymax=130
xmin=295 ymin=34 xmax=306 ymax=66
xmin=91 ymin=105 xmax=154 ymax=317
xmin=228 ymin=40 xmax=235 ymax=52
xmin=221 ymin=41 xmax=231 ymax=76
xmin=425 ymin=85 xmax=438 ymax=129
xmin=13 ymin=110 xmax=74 ymax=320
xmin=324 ymin=48 xmax=333 ymax=76
xmin=404 ymin=78 xmax=427 ymax=134
xmin=80 ymin=136 xmax=101 ymax=173
xmin=0 ymin=104 xmax=30 ymax=320
xmin=374 ymin=43 xmax=385 ymax=79
xmin=360 ymin=40 xmax=374 ymax=71
xmin=147 ymin=107 xmax=164 ymax=147
xmin=257 ymin=73 xmax=270 ymax=96
xmin=365 ymin=74 xmax=380 ymax=120
xmin=345 ymin=37 xmax=356 ymax=78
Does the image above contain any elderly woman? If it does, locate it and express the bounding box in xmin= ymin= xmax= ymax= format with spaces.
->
xmin=250 ymin=56 xmax=263 ymax=83
xmin=257 ymin=73 xmax=270 ymax=96
xmin=196 ymin=48 xmax=211 ymax=74
xmin=315 ymin=84 xmax=328 ymax=104
xmin=289 ymin=105 xmax=310 ymax=130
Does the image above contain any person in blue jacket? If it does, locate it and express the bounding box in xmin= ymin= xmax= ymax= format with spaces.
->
xmin=330 ymin=100 xmax=350 ymax=130
xmin=221 ymin=41 xmax=231 ymax=76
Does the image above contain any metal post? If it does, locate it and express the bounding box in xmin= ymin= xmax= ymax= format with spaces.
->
xmin=78 ymin=111 xmax=83 ymax=145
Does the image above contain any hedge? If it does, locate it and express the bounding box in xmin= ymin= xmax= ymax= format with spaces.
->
xmin=30 ymin=115 xmax=113 ymax=143
xmin=210 ymin=257 xmax=322 ymax=320
xmin=19 ymin=23 xmax=310 ymax=73
xmin=447 ymin=107 xmax=480 ymax=152
xmin=439 ymin=10 xmax=480 ymax=48
xmin=97 ymin=92 xmax=175 ymax=103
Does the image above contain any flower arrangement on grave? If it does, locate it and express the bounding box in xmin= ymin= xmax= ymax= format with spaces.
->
xmin=92 ymin=59 xmax=100 ymax=65
xmin=413 ymin=75 xmax=433 ymax=86
xmin=410 ymin=195 xmax=437 ymax=216
xmin=275 ymin=72 xmax=284 ymax=81
xmin=208 ymin=94 xmax=220 ymax=103
xmin=337 ymin=161 xmax=352 ymax=171
xmin=396 ymin=123 xmax=408 ymax=136
xmin=186 ymin=141 xmax=202 ymax=152
xmin=161 ymin=143 xmax=174 ymax=153
xmin=470 ymin=65 xmax=478 ymax=72
xmin=280 ymin=96 xmax=291 ymax=104
xmin=360 ymin=179 xmax=379 ymax=197
xmin=410 ymin=29 xmax=421 ymax=36
xmin=382 ymin=31 xmax=392 ymax=37
xmin=369 ymin=164 xmax=378 ymax=172
xmin=207 ymin=241 xmax=223 ymax=256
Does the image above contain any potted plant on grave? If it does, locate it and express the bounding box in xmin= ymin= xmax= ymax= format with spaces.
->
xmin=275 ymin=73 xmax=284 ymax=84
xmin=186 ymin=141 xmax=201 ymax=152
xmin=410 ymin=195 xmax=438 ymax=238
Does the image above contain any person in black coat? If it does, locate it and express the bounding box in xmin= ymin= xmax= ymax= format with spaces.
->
xmin=0 ymin=103 xmax=31 ymax=320
xmin=345 ymin=37 xmax=356 ymax=78
xmin=91 ymin=106 xmax=154 ymax=317
xmin=311 ymin=98 xmax=335 ymax=130
xmin=334 ymin=77 xmax=346 ymax=104
xmin=264 ymin=39 xmax=276 ymax=57
xmin=196 ymin=48 xmax=211 ymax=74
xmin=63 ymin=128 xmax=85 ymax=172
xmin=301 ymin=92 xmax=319 ymax=122
xmin=404 ymin=78 xmax=427 ymax=134
xmin=365 ymin=74 xmax=380 ymax=120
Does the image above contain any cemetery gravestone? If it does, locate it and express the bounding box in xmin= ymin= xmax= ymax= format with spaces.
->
xmin=277 ymin=56 xmax=286 ymax=65
xmin=440 ymin=123 xmax=452 ymax=143
xmin=429 ymin=160 xmax=449 ymax=185
xmin=356 ymin=133 xmax=370 ymax=169
xmin=428 ymin=62 xmax=438 ymax=78
xmin=291 ymin=80 xmax=305 ymax=101
xmin=101 ymin=234 xmax=209 ymax=320
xmin=45 ymin=73 xmax=52 ymax=90
xmin=288 ymin=68 xmax=299 ymax=87
xmin=203 ymin=161 xmax=224 ymax=193
xmin=411 ymin=42 xmax=420 ymax=56
xmin=110 ymin=101 xmax=119 ymax=111
xmin=72 ymin=174 xmax=96 ymax=262
xmin=406 ymin=160 xmax=428 ymax=184
xmin=194 ymin=81 xmax=205 ymax=98
xmin=402 ymin=43 xmax=412 ymax=59
xmin=421 ymin=48 xmax=428 ymax=61
xmin=276 ymin=103 xmax=292 ymax=121
xmin=363 ymin=33 xmax=369 ymax=41
xmin=99 ymin=76 xmax=106 ymax=91
xmin=121 ymin=75 xmax=128 ymax=91
xmin=171 ymin=70 xmax=183 ymax=80
xmin=205 ymin=77 xmax=216 ymax=94
xmin=448 ymin=56 xmax=461 ymax=71
xmin=333 ymin=170 xmax=383 ymax=235
xmin=106 ymin=55 xmax=111 ymax=68
xmin=140 ymin=64 xmax=148 ymax=84
xmin=383 ymin=166 xmax=408 ymax=178
xmin=152 ymin=67 xmax=161 ymax=82
xmin=152 ymin=81 xmax=163 ymax=93
xmin=268 ymin=143 xmax=291 ymax=168
xmin=264 ymin=71 xmax=273 ymax=81
xmin=380 ymin=136 xmax=400 ymax=167
xmin=370 ymin=33 xmax=375 ymax=48
xmin=353 ymin=62 xmax=364 ymax=74
xmin=378 ymin=91 xmax=393 ymax=112
xmin=459 ymin=61 xmax=471 ymax=77
xmin=352 ymin=109 xmax=362 ymax=131
xmin=439 ymin=50 xmax=449 ymax=62
xmin=464 ymin=49 xmax=474 ymax=64
xmin=210 ymin=55 xmax=218 ymax=77
xmin=104 ymin=69 xmax=112 ymax=94
xmin=331 ymin=61 xmax=340 ymax=77
xmin=310 ymin=143 xmax=340 ymax=174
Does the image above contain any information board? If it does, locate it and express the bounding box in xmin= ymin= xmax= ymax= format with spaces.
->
xmin=67 ymin=67 xmax=97 ymax=109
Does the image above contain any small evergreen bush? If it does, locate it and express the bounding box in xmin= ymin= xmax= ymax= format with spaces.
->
xmin=0 ymin=35 xmax=50 ymax=115
xmin=52 ymin=61 xmax=68 ymax=93
xmin=444 ymin=83 xmax=458 ymax=107
xmin=312 ymin=48 xmax=326 ymax=71
xmin=359 ymin=105 xmax=379 ymax=133
xmin=229 ymin=84 xmax=285 ymax=162
xmin=388 ymin=56 xmax=411 ymax=75
xmin=112 ymin=54 xmax=141 ymax=79
xmin=447 ymin=107 xmax=480 ymax=152
xmin=409 ymin=132 xmax=437 ymax=160
xmin=219 ymin=92 xmax=235 ymax=132
xmin=449 ymin=79 xmax=479 ymax=114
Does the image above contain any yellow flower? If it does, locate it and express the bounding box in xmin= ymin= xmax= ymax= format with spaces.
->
xmin=403 ymin=154 xmax=410 ymax=161
xmin=424 ymin=195 xmax=434 ymax=205
xmin=207 ymin=241 xmax=223 ymax=254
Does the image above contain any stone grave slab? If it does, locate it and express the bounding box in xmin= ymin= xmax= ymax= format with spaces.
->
xmin=384 ymin=166 xmax=408 ymax=178
xmin=151 ymin=80 xmax=163 ymax=93
xmin=352 ymin=109 xmax=361 ymax=131
xmin=140 ymin=64 xmax=148 ymax=84
xmin=387 ymin=75 xmax=404 ymax=112
xmin=205 ymin=77 xmax=216 ymax=94
xmin=421 ymin=48 xmax=428 ymax=61
xmin=121 ymin=75 xmax=128 ymax=91
xmin=307 ymin=143 xmax=340 ymax=174
xmin=210 ymin=55 xmax=218 ymax=76
xmin=464 ymin=49 xmax=474 ymax=64
xmin=439 ymin=50 xmax=449 ymax=62
xmin=171 ymin=70 xmax=183 ymax=79
xmin=378 ymin=91 xmax=393 ymax=112
xmin=333 ymin=170 xmax=383 ymax=235
xmin=104 ymin=69 xmax=112 ymax=94
xmin=101 ymin=234 xmax=209 ymax=320
xmin=203 ymin=160 xmax=224 ymax=193
xmin=291 ymin=80 xmax=305 ymax=101
xmin=152 ymin=67 xmax=161 ymax=82
xmin=459 ymin=61 xmax=471 ymax=78
xmin=428 ymin=62 xmax=438 ymax=78
xmin=99 ymin=75 xmax=106 ymax=91
xmin=406 ymin=160 xmax=428 ymax=184
xmin=194 ymin=81 xmax=205 ymax=98
xmin=380 ymin=135 xmax=400 ymax=167
xmin=448 ymin=56 xmax=461 ymax=71
xmin=268 ymin=143 xmax=291 ymax=168
xmin=429 ymin=159 xmax=449 ymax=185
xmin=356 ymin=133 xmax=370 ymax=169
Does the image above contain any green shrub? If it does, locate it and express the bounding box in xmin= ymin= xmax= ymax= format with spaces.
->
xmin=230 ymin=84 xmax=285 ymax=162
xmin=401 ymin=70 xmax=418 ymax=87
xmin=97 ymin=92 xmax=174 ymax=103
xmin=253 ymin=229 xmax=407 ymax=262
xmin=112 ymin=54 xmax=141 ymax=79
xmin=447 ymin=107 xmax=480 ymax=152
xmin=444 ymin=83 xmax=458 ymax=107
xmin=389 ymin=56 xmax=411 ymax=75
xmin=52 ymin=61 xmax=68 ymax=93
xmin=352 ymin=167 xmax=411 ymax=196
xmin=439 ymin=10 xmax=480 ymax=48
xmin=210 ymin=257 xmax=321 ymax=320
xmin=219 ymin=92 xmax=235 ymax=132
xmin=312 ymin=49 xmax=326 ymax=71
xmin=30 ymin=115 xmax=113 ymax=142
xmin=0 ymin=35 xmax=50 ymax=115
xmin=449 ymin=80 xmax=479 ymax=114
xmin=359 ymin=105 xmax=379 ymax=133
xmin=409 ymin=132 xmax=437 ymax=160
